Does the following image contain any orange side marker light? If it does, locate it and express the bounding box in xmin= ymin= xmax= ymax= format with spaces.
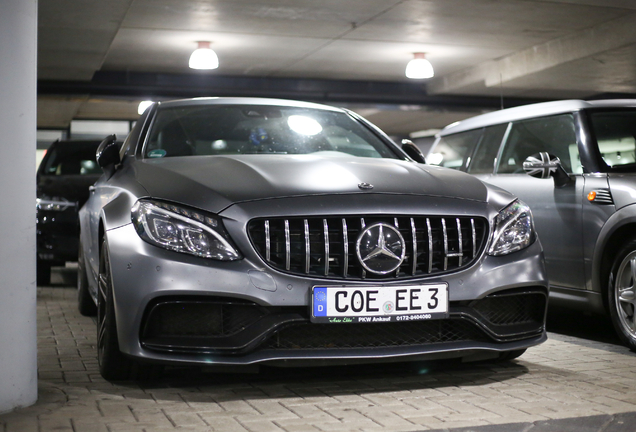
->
xmin=587 ymin=191 xmax=597 ymax=202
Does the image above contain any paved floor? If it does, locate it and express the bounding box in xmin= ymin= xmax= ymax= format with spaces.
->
xmin=3 ymin=269 xmax=636 ymax=431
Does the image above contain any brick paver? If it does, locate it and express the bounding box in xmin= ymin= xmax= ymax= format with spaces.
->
xmin=3 ymin=284 xmax=636 ymax=431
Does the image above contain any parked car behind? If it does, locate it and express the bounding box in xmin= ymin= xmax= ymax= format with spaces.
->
xmin=429 ymin=99 xmax=636 ymax=349
xmin=37 ymin=140 xmax=101 ymax=285
xmin=78 ymin=97 xmax=548 ymax=380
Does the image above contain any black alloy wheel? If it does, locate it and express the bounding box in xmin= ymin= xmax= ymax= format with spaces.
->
xmin=77 ymin=244 xmax=97 ymax=316
xmin=608 ymin=239 xmax=636 ymax=351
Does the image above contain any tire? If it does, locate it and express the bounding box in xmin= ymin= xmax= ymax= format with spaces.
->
xmin=608 ymin=239 xmax=636 ymax=351
xmin=97 ymin=239 xmax=134 ymax=380
xmin=498 ymin=348 xmax=526 ymax=361
xmin=77 ymin=245 xmax=97 ymax=316
xmin=37 ymin=259 xmax=51 ymax=286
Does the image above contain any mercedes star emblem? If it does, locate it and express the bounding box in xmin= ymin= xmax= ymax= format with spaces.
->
xmin=356 ymin=222 xmax=406 ymax=274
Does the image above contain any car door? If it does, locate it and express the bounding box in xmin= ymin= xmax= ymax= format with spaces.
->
xmin=473 ymin=114 xmax=586 ymax=291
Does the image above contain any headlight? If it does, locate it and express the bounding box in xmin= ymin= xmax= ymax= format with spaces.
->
xmin=131 ymin=200 xmax=241 ymax=261
xmin=488 ymin=200 xmax=536 ymax=256
xmin=36 ymin=197 xmax=76 ymax=211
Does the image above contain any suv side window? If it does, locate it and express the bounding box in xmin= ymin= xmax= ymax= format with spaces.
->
xmin=497 ymin=114 xmax=581 ymax=174
xmin=429 ymin=129 xmax=483 ymax=169
xmin=589 ymin=110 xmax=636 ymax=170
xmin=467 ymin=124 xmax=508 ymax=174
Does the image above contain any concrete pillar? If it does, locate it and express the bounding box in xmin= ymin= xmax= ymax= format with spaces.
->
xmin=0 ymin=0 xmax=38 ymax=414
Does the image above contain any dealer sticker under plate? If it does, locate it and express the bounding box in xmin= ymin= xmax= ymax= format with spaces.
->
xmin=311 ymin=284 xmax=448 ymax=323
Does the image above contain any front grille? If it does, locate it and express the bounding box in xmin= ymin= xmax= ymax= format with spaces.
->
xmin=139 ymin=288 xmax=545 ymax=355
xmin=264 ymin=319 xmax=489 ymax=350
xmin=248 ymin=215 xmax=488 ymax=280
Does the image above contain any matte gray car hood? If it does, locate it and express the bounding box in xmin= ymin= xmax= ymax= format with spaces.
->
xmin=133 ymin=154 xmax=488 ymax=213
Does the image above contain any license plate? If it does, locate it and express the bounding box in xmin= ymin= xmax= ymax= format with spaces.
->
xmin=311 ymin=284 xmax=448 ymax=323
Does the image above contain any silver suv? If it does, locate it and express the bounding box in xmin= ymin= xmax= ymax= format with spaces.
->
xmin=429 ymin=100 xmax=636 ymax=349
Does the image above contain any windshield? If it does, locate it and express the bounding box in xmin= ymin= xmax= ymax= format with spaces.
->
xmin=39 ymin=143 xmax=101 ymax=176
xmin=590 ymin=110 xmax=636 ymax=172
xmin=143 ymin=105 xmax=397 ymax=159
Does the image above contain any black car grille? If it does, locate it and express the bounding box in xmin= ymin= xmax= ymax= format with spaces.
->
xmin=248 ymin=215 xmax=488 ymax=280
xmin=141 ymin=297 xmax=270 ymax=339
xmin=139 ymin=288 xmax=546 ymax=355
xmin=263 ymin=319 xmax=489 ymax=350
xmin=472 ymin=290 xmax=547 ymax=326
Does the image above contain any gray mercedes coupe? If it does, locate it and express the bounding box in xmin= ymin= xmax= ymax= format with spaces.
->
xmin=78 ymin=97 xmax=548 ymax=380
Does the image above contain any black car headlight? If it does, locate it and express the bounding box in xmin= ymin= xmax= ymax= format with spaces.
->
xmin=488 ymin=200 xmax=536 ymax=256
xmin=131 ymin=200 xmax=241 ymax=261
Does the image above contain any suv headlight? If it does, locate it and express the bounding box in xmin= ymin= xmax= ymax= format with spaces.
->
xmin=488 ymin=200 xmax=536 ymax=256
xmin=131 ymin=199 xmax=241 ymax=261
xmin=36 ymin=197 xmax=76 ymax=211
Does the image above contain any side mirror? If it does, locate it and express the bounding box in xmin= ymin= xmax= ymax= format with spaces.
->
xmin=401 ymin=139 xmax=426 ymax=164
xmin=523 ymin=152 xmax=570 ymax=188
xmin=96 ymin=134 xmax=120 ymax=175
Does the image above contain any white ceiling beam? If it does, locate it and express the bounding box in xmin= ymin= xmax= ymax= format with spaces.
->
xmin=427 ymin=12 xmax=636 ymax=95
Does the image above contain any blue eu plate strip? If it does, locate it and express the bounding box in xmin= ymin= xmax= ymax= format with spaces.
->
xmin=313 ymin=287 xmax=327 ymax=317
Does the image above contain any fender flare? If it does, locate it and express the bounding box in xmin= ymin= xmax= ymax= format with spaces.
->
xmin=592 ymin=203 xmax=636 ymax=298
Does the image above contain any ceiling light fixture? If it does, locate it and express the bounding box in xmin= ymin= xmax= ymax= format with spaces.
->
xmin=138 ymin=100 xmax=153 ymax=115
xmin=189 ymin=41 xmax=219 ymax=70
xmin=405 ymin=53 xmax=434 ymax=79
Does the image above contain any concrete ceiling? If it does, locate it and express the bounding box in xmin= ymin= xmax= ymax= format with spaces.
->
xmin=37 ymin=0 xmax=636 ymax=137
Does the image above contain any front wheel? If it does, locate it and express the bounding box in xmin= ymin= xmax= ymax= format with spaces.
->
xmin=77 ymin=245 xmax=97 ymax=316
xmin=608 ymin=240 xmax=636 ymax=351
xmin=97 ymin=239 xmax=134 ymax=380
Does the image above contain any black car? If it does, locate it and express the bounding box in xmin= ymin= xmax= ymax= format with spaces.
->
xmin=36 ymin=140 xmax=101 ymax=285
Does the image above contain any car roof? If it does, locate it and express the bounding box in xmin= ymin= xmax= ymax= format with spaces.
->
xmin=157 ymin=97 xmax=344 ymax=112
xmin=48 ymin=140 xmax=101 ymax=148
xmin=439 ymin=99 xmax=636 ymax=136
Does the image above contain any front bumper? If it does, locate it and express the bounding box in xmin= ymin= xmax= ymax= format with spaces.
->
xmin=104 ymin=221 xmax=548 ymax=366
xmin=37 ymin=208 xmax=79 ymax=263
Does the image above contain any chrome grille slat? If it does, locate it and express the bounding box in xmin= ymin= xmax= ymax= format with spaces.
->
xmin=342 ymin=218 xmax=349 ymax=278
xmin=457 ymin=218 xmax=463 ymax=266
xmin=410 ymin=218 xmax=417 ymax=276
xmin=323 ymin=219 xmax=329 ymax=276
xmin=471 ymin=218 xmax=476 ymax=259
xmin=249 ymin=215 xmax=488 ymax=280
xmin=442 ymin=218 xmax=448 ymax=271
xmin=284 ymin=219 xmax=290 ymax=271
xmin=265 ymin=220 xmax=271 ymax=262
xmin=304 ymin=219 xmax=310 ymax=274
xmin=360 ymin=218 xmax=366 ymax=279
xmin=426 ymin=218 xmax=433 ymax=274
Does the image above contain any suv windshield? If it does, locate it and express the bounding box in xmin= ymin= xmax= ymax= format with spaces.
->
xmin=40 ymin=143 xmax=101 ymax=176
xmin=143 ymin=105 xmax=397 ymax=159
xmin=590 ymin=110 xmax=636 ymax=171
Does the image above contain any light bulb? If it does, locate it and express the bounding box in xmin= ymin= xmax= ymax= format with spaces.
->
xmin=405 ymin=53 xmax=434 ymax=79
xmin=189 ymin=41 xmax=219 ymax=70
